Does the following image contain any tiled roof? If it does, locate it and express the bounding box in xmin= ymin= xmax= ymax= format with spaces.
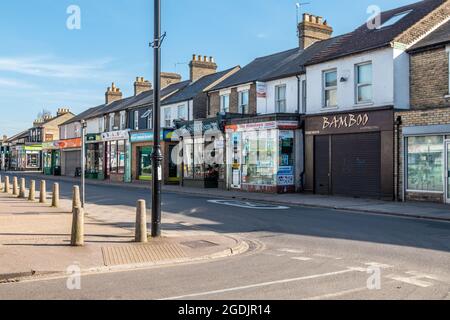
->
xmin=162 ymin=67 xmax=239 ymax=105
xmin=305 ymin=0 xmax=445 ymax=65
xmin=408 ymin=18 xmax=450 ymax=51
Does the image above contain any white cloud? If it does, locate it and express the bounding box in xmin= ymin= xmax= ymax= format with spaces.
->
xmin=256 ymin=33 xmax=268 ymax=39
xmin=0 ymin=77 xmax=35 ymax=89
xmin=0 ymin=56 xmax=117 ymax=79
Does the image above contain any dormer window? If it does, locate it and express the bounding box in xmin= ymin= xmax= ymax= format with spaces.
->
xmin=377 ymin=10 xmax=412 ymax=29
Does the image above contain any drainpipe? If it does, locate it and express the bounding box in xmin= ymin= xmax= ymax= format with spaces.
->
xmin=299 ymin=119 xmax=306 ymax=192
xmin=395 ymin=115 xmax=402 ymax=202
xmin=296 ymin=75 xmax=301 ymax=114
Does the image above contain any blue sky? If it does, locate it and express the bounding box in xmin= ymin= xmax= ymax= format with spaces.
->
xmin=0 ymin=0 xmax=418 ymax=137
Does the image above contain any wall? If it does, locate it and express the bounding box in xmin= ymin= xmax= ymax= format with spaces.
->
xmin=410 ymin=46 xmax=450 ymax=109
xmin=306 ymin=48 xmax=396 ymax=114
xmin=161 ymin=100 xmax=193 ymax=128
xmin=59 ymin=122 xmax=81 ymax=140
xmin=208 ymin=84 xmax=257 ymax=117
xmin=258 ymin=75 xmax=305 ymax=114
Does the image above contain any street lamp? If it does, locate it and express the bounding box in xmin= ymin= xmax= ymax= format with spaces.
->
xmin=151 ymin=0 xmax=163 ymax=237
xmin=80 ymin=120 xmax=87 ymax=208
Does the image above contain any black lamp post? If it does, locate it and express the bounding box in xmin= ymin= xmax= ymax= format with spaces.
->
xmin=151 ymin=0 xmax=162 ymax=237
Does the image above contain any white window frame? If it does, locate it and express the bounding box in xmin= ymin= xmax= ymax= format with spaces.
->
xmin=134 ymin=110 xmax=139 ymax=130
xmin=323 ymin=69 xmax=337 ymax=108
xmin=109 ymin=113 xmax=115 ymax=131
xmin=238 ymin=90 xmax=249 ymax=114
xmin=355 ymin=62 xmax=373 ymax=104
xmin=220 ymin=94 xmax=230 ymax=113
xmin=164 ymin=108 xmax=172 ymax=128
xmin=177 ymin=105 xmax=187 ymax=121
xmin=275 ymin=85 xmax=287 ymax=113
xmin=119 ymin=111 xmax=126 ymax=130
xmin=99 ymin=117 xmax=105 ymax=133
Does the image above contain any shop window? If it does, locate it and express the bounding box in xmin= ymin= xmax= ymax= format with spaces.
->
xmin=26 ymin=153 xmax=39 ymax=168
xmin=356 ymin=62 xmax=373 ymax=104
xmin=275 ymin=85 xmax=287 ymax=113
xmin=110 ymin=141 xmax=117 ymax=174
xmin=242 ymin=130 xmax=277 ymax=186
xmin=118 ymin=140 xmax=125 ymax=174
xmin=220 ymin=94 xmax=230 ymax=113
xmin=323 ymin=69 xmax=337 ymax=107
xmin=239 ymin=90 xmax=249 ymax=114
xmin=407 ymin=136 xmax=444 ymax=192
xmin=86 ymin=143 xmax=102 ymax=174
xmin=183 ymin=141 xmax=194 ymax=178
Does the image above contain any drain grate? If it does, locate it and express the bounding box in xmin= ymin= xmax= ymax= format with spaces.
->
xmin=102 ymin=243 xmax=186 ymax=266
xmin=181 ymin=240 xmax=219 ymax=249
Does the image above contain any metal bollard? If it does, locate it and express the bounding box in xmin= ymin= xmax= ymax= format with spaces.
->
xmin=71 ymin=206 xmax=84 ymax=247
xmin=4 ymin=176 xmax=10 ymax=194
xmin=19 ymin=178 xmax=26 ymax=198
xmin=52 ymin=183 xmax=60 ymax=208
xmin=39 ymin=180 xmax=47 ymax=204
xmin=135 ymin=200 xmax=148 ymax=243
xmin=28 ymin=180 xmax=36 ymax=201
xmin=72 ymin=186 xmax=81 ymax=210
xmin=13 ymin=177 xmax=19 ymax=196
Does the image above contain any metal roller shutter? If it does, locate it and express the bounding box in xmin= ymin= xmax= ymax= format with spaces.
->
xmin=314 ymin=135 xmax=330 ymax=195
xmin=331 ymin=132 xmax=381 ymax=198
xmin=64 ymin=151 xmax=81 ymax=177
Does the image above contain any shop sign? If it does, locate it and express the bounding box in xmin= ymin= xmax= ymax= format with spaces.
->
xmin=24 ymin=145 xmax=42 ymax=151
xmin=59 ymin=138 xmax=81 ymax=149
xmin=86 ymin=134 xmax=101 ymax=143
xmin=42 ymin=141 xmax=60 ymax=150
xmin=256 ymin=82 xmax=267 ymax=98
xmin=176 ymin=121 xmax=221 ymax=136
xmin=130 ymin=130 xmax=174 ymax=143
xmin=101 ymin=130 xmax=129 ymax=142
xmin=305 ymin=109 xmax=393 ymax=135
xmin=226 ymin=121 xmax=298 ymax=132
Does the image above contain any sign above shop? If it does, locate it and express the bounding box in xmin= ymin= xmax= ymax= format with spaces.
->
xmin=101 ymin=130 xmax=129 ymax=142
xmin=86 ymin=134 xmax=101 ymax=143
xmin=305 ymin=109 xmax=394 ymax=136
xmin=130 ymin=130 xmax=174 ymax=143
xmin=226 ymin=121 xmax=299 ymax=132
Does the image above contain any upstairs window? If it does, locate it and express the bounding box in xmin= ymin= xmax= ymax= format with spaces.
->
xmin=119 ymin=112 xmax=126 ymax=130
xmin=178 ymin=105 xmax=187 ymax=121
xmin=109 ymin=113 xmax=115 ymax=131
xmin=275 ymin=85 xmax=287 ymax=113
xmin=356 ymin=62 xmax=373 ymax=104
xmin=164 ymin=108 xmax=172 ymax=128
xmin=134 ymin=110 xmax=139 ymax=130
xmin=238 ymin=90 xmax=249 ymax=114
xmin=220 ymin=94 xmax=230 ymax=113
xmin=323 ymin=70 xmax=337 ymax=107
xmin=378 ymin=10 xmax=412 ymax=29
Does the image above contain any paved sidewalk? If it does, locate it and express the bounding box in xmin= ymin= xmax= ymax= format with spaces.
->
xmin=5 ymin=171 xmax=450 ymax=222
xmin=0 ymin=188 xmax=247 ymax=282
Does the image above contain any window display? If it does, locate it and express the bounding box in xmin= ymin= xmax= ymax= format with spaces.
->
xmin=407 ymin=136 xmax=444 ymax=192
xmin=86 ymin=143 xmax=103 ymax=174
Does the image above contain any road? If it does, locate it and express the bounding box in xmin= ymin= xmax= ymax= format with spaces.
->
xmin=1 ymin=172 xmax=450 ymax=300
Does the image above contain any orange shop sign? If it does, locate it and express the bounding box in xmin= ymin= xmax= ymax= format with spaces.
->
xmin=58 ymin=138 xmax=81 ymax=149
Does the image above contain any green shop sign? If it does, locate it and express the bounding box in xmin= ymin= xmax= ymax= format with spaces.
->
xmin=130 ymin=129 xmax=175 ymax=143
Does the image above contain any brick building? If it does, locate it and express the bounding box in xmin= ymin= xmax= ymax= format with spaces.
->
xmin=396 ymin=19 xmax=450 ymax=203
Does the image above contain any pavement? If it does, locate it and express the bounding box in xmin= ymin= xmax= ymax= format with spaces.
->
xmin=4 ymin=171 xmax=450 ymax=222
xmin=0 ymin=171 xmax=449 ymax=300
xmin=0 ymin=183 xmax=248 ymax=283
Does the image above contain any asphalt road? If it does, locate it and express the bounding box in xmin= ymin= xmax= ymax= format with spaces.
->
xmin=1 ymin=172 xmax=450 ymax=300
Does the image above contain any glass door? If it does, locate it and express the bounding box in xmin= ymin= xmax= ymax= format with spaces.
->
xmin=446 ymin=141 xmax=450 ymax=204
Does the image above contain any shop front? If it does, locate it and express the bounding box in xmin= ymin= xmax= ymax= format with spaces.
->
xmin=175 ymin=119 xmax=225 ymax=189
xmin=398 ymin=108 xmax=450 ymax=204
xmin=42 ymin=142 xmax=61 ymax=175
xmin=85 ymin=134 xmax=104 ymax=180
xmin=130 ymin=129 xmax=179 ymax=184
xmin=225 ymin=115 xmax=302 ymax=194
xmin=102 ymin=130 xmax=131 ymax=183
xmin=304 ymin=107 xmax=394 ymax=200
xmin=59 ymin=138 xmax=82 ymax=177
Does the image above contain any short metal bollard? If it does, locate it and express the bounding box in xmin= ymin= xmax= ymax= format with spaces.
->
xmin=18 ymin=178 xmax=26 ymax=198
xmin=52 ymin=183 xmax=60 ymax=208
xmin=4 ymin=176 xmax=10 ymax=194
xmin=13 ymin=177 xmax=19 ymax=196
xmin=28 ymin=180 xmax=36 ymax=201
xmin=39 ymin=180 xmax=47 ymax=204
xmin=135 ymin=200 xmax=148 ymax=243
xmin=71 ymin=206 xmax=84 ymax=247
xmin=72 ymin=185 xmax=81 ymax=210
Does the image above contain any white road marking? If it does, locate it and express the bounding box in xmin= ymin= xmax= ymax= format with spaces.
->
xmin=159 ymin=268 xmax=357 ymax=300
xmin=207 ymin=200 xmax=289 ymax=210
xmin=278 ymin=248 xmax=304 ymax=254
xmin=387 ymin=274 xmax=434 ymax=288
xmin=313 ymin=254 xmax=343 ymax=260
xmin=292 ymin=257 xmax=313 ymax=261
xmin=303 ymin=286 xmax=369 ymax=300
xmin=364 ymin=262 xmax=393 ymax=269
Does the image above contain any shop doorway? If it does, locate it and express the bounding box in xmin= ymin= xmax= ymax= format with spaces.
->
xmin=446 ymin=140 xmax=450 ymax=204
xmin=138 ymin=146 xmax=153 ymax=181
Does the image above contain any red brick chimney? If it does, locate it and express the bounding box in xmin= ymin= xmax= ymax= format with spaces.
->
xmin=105 ymin=83 xmax=123 ymax=105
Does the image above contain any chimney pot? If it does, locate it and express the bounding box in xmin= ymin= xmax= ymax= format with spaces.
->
xmin=298 ymin=13 xmax=333 ymax=49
